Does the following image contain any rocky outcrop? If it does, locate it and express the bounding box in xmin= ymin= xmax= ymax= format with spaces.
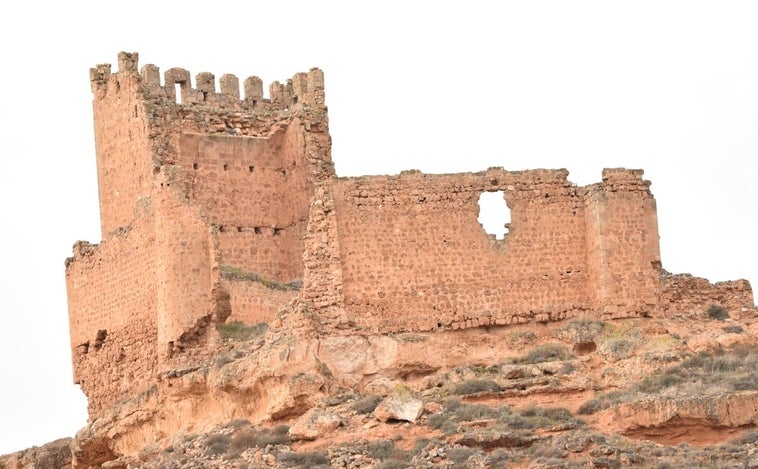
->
xmin=602 ymin=391 xmax=758 ymax=433
xmin=288 ymin=408 xmax=344 ymax=441
xmin=1 ymin=438 xmax=73 ymax=469
xmin=373 ymin=388 xmax=424 ymax=423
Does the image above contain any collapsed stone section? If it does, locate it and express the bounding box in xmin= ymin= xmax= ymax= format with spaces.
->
xmin=67 ymin=52 xmax=755 ymax=420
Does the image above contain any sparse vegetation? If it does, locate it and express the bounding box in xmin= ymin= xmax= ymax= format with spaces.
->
xmin=216 ymin=321 xmax=268 ymax=341
xmin=220 ymin=264 xmax=302 ymax=291
xmin=557 ymin=318 xmax=611 ymax=342
xmin=350 ymin=394 xmax=382 ymax=414
xmin=276 ymin=450 xmax=329 ymax=467
xmin=579 ymin=347 xmax=758 ymax=414
xmin=600 ymin=337 xmax=636 ymax=361
xmin=722 ymin=325 xmax=744 ymax=334
xmin=514 ymin=343 xmax=574 ymax=364
xmin=426 ymin=398 xmax=582 ymax=438
xmin=365 ymin=439 xmax=415 ymax=465
xmin=452 ymin=379 xmax=502 ymax=395
xmin=204 ymin=433 xmax=231 ymax=456
xmin=707 ymin=305 xmax=729 ymax=321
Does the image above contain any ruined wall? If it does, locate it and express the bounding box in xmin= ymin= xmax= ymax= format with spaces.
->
xmin=152 ymin=184 xmax=218 ymax=347
xmin=222 ymin=278 xmax=300 ymax=325
xmin=65 ymin=214 xmax=158 ymax=415
xmin=584 ymin=169 xmax=661 ymax=318
xmin=174 ymin=125 xmax=311 ymax=282
xmin=327 ymin=168 xmax=592 ymax=332
xmin=308 ymin=168 xmax=664 ymax=333
xmin=661 ymin=273 xmax=755 ymax=317
xmin=90 ymin=61 xmax=154 ymax=236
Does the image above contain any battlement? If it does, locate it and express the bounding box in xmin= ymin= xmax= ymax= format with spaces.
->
xmin=90 ymin=51 xmax=325 ymax=111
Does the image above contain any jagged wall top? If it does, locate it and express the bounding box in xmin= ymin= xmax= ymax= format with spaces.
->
xmin=89 ymin=51 xmax=325 ymax=111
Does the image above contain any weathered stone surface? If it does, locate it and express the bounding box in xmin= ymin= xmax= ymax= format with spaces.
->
xmin=288 ymin=408 xmax=345 ymax=441
xmin=0 ymin=438 xmax=73 ymax=469
xmin=373 ymin=388 xmax=424 ymax=423
xmin=602 ymin=391 xmax=758 ymax=432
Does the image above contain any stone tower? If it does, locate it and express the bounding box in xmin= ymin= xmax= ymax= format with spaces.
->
xmin=66 ymin=52 xmax=332 ymax=415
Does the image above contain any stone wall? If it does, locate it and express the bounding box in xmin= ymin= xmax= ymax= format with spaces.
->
xmin=313 ymin=167 xmax=661 ymax=333
xmin=65 ymin=214 xmax=158 ymax=415
xmin=661 ymin=272 xmax=755 ymax=318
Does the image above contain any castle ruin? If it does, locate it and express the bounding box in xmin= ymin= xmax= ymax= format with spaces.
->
xmin=66 ymin=52 xmax=754 ymax=418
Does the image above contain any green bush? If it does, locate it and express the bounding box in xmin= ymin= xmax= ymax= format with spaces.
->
xmin=722 ymin=325 xmax=744 ymax=334
xmin=452 ymin=403 xmax=500 ymax=422
xmin=216 ymin=321 xmax=268 ymax=341
xmin=447 ymin=446 xmax=477 ymax=464
xmin=351 ymin=394 xmax=382 ymax=414
xmin=707 ymin=305 xmax=729 ymax=321
xmin=452 ymin=379 xmax=502 ymax=395
xmin=205 ymin=433 xmax=230 ymax=456
xmin=365 ymin=439 xmax=412 ymax=463
xmin=515 ymin=343 xmax=574 ymax=364
xmin=577 ymin=398 xmax=603 ymax=415
xmin=277 ymin=450 xmax=329 ymax=467
xmin=255 ymin=425 xmax=291 ymax=447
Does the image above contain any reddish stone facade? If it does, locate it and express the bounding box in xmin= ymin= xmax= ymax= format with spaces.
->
xmin=66 ymin=52 xmax=754 ymax=418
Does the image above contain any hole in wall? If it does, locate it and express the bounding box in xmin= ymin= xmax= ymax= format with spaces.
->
xmin=223 ymin=164 xmax=229 ymax=171
xmin=274 ymin=228 xmax=282 ymax=236
xmin=254 ymin=227 xmax=261 ymax=234
xmin=249 ymin=166 xmax=254 ymax=172
xmin=192 ymin=163 xmax=198 ymax=170
xmin=478 ymin=190 xmax=510 ymax=240
xmin=174 ymin=83 xmax=182 ymax=104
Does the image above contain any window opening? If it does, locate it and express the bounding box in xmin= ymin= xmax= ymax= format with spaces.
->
xmin=174 ymin=83 xmax=182 ymax=104
xmin=478 ymin=191 xmax=510 ymax=240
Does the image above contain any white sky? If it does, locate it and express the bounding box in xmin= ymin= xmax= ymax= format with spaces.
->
xmin=1 ymin=0 xmax=757 ymax=454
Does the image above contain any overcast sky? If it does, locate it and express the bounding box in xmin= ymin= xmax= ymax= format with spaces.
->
xmin=1 ymin=0 xmax=757 ymax=454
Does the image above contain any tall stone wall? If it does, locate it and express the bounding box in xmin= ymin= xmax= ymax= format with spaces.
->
xmin=90 ymin=63 xmax=154 ymax=236
xmin=327 ymin=168 xmax=592 ymax=332
xmin=65 ymin=214 xmax=159 ymax=415
xmin=584 ymin=169 xmax=661 ymax=317
xmin=304 ymin=167 xmax=664 ymax=333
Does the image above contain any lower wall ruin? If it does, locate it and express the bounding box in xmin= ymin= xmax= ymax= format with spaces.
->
xmin=661 ymin=272 xmax=755 ymax=318
xmin=222 ymin=276 xmax=300 ymax=325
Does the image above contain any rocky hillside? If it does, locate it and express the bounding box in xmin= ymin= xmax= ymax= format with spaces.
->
xmin=4 ymin=299 xmax=758 ymax=468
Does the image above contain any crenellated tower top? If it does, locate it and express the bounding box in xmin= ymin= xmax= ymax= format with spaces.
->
xmin=89 ymin=51 xmax=325 ymax=112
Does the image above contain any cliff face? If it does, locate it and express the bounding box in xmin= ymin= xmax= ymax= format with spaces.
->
xmin=6 ymin=301 xmax=758 ymax=468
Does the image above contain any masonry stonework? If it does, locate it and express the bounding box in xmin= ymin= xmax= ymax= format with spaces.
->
xmin=66 ymin=52 xmax=755 ymax=418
